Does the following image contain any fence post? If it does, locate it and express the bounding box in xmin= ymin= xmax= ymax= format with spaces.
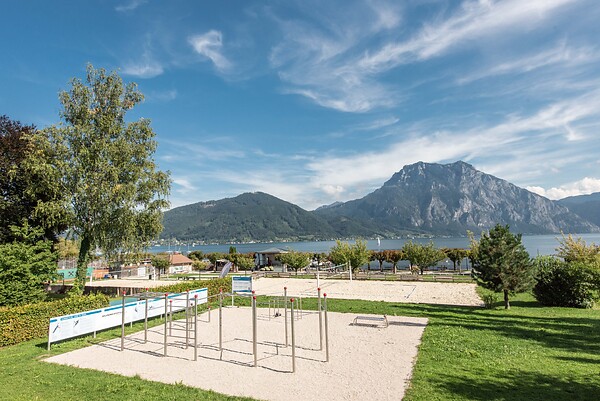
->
xmin=194 ymin=295 xmax=198 ymax=361
xmin=144 ymin=288 xmax=149 ymax=343
xmin=185 ymin=290 xmax=190 ymax=349
xmin=219 ymin=289 xmax=223 ymax=352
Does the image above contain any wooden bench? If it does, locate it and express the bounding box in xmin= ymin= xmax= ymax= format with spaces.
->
xmin=352 ymin=315 xmax=389 ymax=328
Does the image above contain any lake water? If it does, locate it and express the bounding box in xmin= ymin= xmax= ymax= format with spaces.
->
xmin=150 ymin=233 xmax=600 ymax=258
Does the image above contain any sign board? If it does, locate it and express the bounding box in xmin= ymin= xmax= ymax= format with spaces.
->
xmin=232 ymin=276 xmax=252 ymax=294
xmin=48 ymin=288 xmax=207 ymax=345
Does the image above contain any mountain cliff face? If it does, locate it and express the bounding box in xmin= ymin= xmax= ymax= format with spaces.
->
xmin=558 ymin=192 xmax=600 ymax=227
xmin=315 ymin=161 xmax=598 ymax=235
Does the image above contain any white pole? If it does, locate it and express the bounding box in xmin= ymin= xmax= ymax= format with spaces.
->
xmin=348 ymin=261 xmax=353 ymax=282
xmin=317 ymin=267 xmax=320 ymax=289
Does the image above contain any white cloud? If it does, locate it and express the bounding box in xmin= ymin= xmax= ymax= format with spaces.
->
xmin=146 ymin=89 xmax=178 ymax=102
xmin=122 ymin=62 xmax=163 ymax=78
xmin=173 ymin=177 xmax=197 ymax=194
xmin=527 ymin=178 xmax=600 ymax=199
xmin=188 ymin=30 xmax=232 ymax=72
xmin=115 ymin=0 xmax=146 ymax=12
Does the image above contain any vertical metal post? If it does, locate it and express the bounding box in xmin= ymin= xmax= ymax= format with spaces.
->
xmin=290 ymin=298 xmax=296 ymax=373
xmin=144 ymin=288 xmax=149 ymax=343
xmin=120 ymin=291 xmax=126 ymax=351
xmin=185 ymin=290 xmax=190 ymax=349
xmin=348 ymin=261 xmax=352 ymax=282
xmin=219 ymin=290 xmax=223 ymax=352
xmin=284 ymin=287 xmax=288 ymax=347
xmin=318 ymin=287 xmax=323 ymax=350
xmin=169 ymin=300 xmax=173 ymax=336
xmin=194 ymin=295 xmax=198 ymax=361
xmin=163 ymin=294 xmax=168 ymax=357
xmin=252 ymin=295 xmax=257 ymax=367
xmin=208 ymin=305 xmax=211 ymax=323
xmin=324 ymin=293 xmax=329 ymax=362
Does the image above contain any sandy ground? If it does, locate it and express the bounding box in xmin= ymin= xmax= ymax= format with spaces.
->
xmin=253 ymin=278 xmax=482 ymax=307
xmin=88 ymin=276 xmax=482 ymax=307
xmin=49 ymin=277 xmax=480 ymax=399
xmin=46 ymin=307 xmax=428 ymax=401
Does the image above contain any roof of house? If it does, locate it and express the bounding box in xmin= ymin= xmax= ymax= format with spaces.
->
xmin=256 ymin=247 xmax=288 ymax=254
xmin=169 ymin=253 xmax=194 ymax=265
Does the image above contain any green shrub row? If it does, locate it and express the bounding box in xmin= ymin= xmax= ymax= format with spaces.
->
xmin=152 ymin=277 xmax=232 ymax=299
xmin=0 ymin=293 xmax=109 ymax=347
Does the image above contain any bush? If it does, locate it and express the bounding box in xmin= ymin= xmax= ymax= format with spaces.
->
xmin=152 ymin=277 xmax=232 ymax=299
xmin=482 ymin=293 xmax=498 ymax=309
xmin=0 ymin=293 xmax=108 ymax=347
xmin=533 ymin=256 xmax=600 ymax=308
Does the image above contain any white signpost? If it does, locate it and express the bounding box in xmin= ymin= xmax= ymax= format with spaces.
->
xmin=231 ymin=276 xmax=252 ymax=305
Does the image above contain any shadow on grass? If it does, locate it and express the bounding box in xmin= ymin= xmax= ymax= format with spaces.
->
xmin=434 ymin=370 xmax=600 ymax=401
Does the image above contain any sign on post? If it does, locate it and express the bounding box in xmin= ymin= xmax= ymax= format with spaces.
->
xmin=232 ymin=276 xmax=252 ymax=294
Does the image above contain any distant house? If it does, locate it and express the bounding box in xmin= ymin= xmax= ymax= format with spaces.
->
xmin=169 ymin=253 xmax=194 ymax=274
xmin=255 ymin=247 xmax=288 ymax=270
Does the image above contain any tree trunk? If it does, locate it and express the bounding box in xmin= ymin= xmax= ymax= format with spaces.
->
xmin=504 ymin=289 xmax=510 ymax=309
xmin=73 ymin=234 xmax=91 ymax=294
xmin=379 ymin=261 xmax=383 ymax=272
xmin=393 ymin=263 xmax=397 ymax=274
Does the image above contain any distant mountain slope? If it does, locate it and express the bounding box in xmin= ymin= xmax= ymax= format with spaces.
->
xmin=558 ymin=192 xmax=600 ymax=227
xmin=161 ymin=192 xmax=353 ymax=242
xmin=315 ymin=161 xmax=598 ymax=235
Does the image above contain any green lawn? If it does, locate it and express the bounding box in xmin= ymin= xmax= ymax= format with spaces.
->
xmin=1 ymin=294 xmax=599 ymax=400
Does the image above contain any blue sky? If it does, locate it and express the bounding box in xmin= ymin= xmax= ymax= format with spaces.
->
xmin=2 ymin=0 xmax=600 ymax=210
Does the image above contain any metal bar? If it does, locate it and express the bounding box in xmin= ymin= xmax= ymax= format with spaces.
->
xmin=185 ymin=291 xmax=190 ymax=349
xmin=169 ymin=300 xmax=173 ymax=336
xmin=219 ymin=290 xmax=223 ymax=351
xmin=120 ymin=291 xmax=126 ymax=351
xmin=163 ymin=294 xmax=168 ymax=357
xmin=284 ymin=287 xmax=288 ymax=347
xmin=291 ymin=298 xmax=296 ymax=373
xmin=144 ymin=288 xmax=149 ymax=343
xmin=318 ymin=287 xmax=323 ymax=351
xmin=194 ymin=295 xmax=198 ymax=361
xmin=324 ymin=293 xmax=329 ymax=362
xmin=252 ymin=295 xmax=257 ymax=367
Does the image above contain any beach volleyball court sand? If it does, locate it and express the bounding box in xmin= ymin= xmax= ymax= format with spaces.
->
xmin=46 ymin=307 xmax=428 ymax=401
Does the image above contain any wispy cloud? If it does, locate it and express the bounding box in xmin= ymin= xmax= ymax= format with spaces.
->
xmin=115 ymin=0 xmax=147 ymax=13
xmin=358 ymin=0 xmax=576 ymax=71
xmin=457 ymin=42 xmax=598 ymax=84
xmin=269 ymin=0 xmax=577 ymax=113
xmin=121 ymin=43 xmax=164 ymax=78
xmin=304 ymin=88 xmax=600 ymax=199
xmin=188 ymin=30 xmax=232 ymax=72
xmin=146 ymin=89 xmax=178 ymax=102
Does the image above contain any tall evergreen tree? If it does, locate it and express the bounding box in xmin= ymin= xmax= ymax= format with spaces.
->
xmin=472 ymin=224 xmax=534 ymax=309
xmin=45 ymin=65 xmax=170 ymax=292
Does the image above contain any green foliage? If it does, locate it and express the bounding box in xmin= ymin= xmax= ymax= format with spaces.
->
xmin=277 ymin=250 xmax=311 ymax=274
xmin=443 ymin=248 xmax=468 ymax=270
xmin=0 ymin=293 xmax=108 ymax=346
xmin=533 ymin=255 xmax=600 ymax=308
xmin=152 ymin=277 xmax=232 ymax=298
xmin=0 ymin=225 xmax=58 ymax=307
xmin=472 ymin=224 xmax=534 ymax=309
xmin=402 ymin=241 xmax=445 ymax=274
xmin=383 ymin=249 xmax=404 ymax=273
xmin=187 ymin=250 xmax=204 ymax=260
xmin=150 ymin=255 xmax=170 ymax=271
xmin=0 ymin=115 xmax=69 ymax=244
xmin=371 ymin=250 xmax=387 ymax=271
xmin=46 ymin=64 xmax=171 ymax=292
xmin=328 ymin=239 xmax=370 ymax=274
xmin=556 ymin=233 xmax=600 ymax=263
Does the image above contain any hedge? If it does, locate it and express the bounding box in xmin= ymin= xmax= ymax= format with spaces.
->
xmin=0 ymin=293 xmax=109 ymax=347
xmin=152 ymin=277 xmax=232 ymax=299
